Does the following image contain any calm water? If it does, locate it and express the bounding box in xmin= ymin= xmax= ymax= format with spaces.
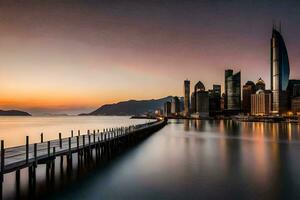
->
xmin=0 ymin=116 xmax=151 ymax=147
xmin=3 ymin=118 xmax=300 ymax=199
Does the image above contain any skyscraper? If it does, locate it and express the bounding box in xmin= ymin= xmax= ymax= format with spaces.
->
xmin=209 ymin=85 xmax=221 ymax=116
xmin=251 ymin=89 xmax=272 ymax=116
xmin=271 ymin=27 xmax=290 ymax=114
xmin=171 ymin=96 xmax=181 ymax=115
xmin=163 ymin=101 xmax=171 ymax=117
xmin=225 ymin=69 xmax=241 ymax=113
xmin=242 ymin=81 xmax=256 ymax=114
xmin=256 ymin=78 xmax=266 ymax=91
xmin=287 ymin=79 xmax=300 ymax=111
xmin=184 ymin=80 xmax=190 ymax=116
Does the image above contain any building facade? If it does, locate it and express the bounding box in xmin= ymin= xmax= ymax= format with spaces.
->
xmin=251 ymin=90 xmax=272 ymax=116
xmin=256 ymin=78 xmax=266 ymax=90
xmin=171 ymin=96 xmax=181 ymax=115
xmin=195 ymin=91 xmax=209 ymax=117
xmin=291 ymin=97 xmax=300 ymax=114
xmin=209 ymin=84 xmax=221 ymax=116
xmin=287 ymin=79 xmax=300 ymax=112
xmin=163 ymin=101 xmax=171 ymax=117
xmin=270 ymin=28 xmax=290 ymax=114
xmin=225 ymin=69 xmax=241 ymax=113
xmin=184 ymin=80 xmax=190 ymax=116
xmin=242 ymin=81 xmax=256 ymax=114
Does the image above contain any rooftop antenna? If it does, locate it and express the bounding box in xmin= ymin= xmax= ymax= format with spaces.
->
xmin=279 ymin=21 xmax=282 ymax=33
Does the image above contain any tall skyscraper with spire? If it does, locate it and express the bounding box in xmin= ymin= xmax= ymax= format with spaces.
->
xmin=270 ymin=26 xmax=290 ymax=114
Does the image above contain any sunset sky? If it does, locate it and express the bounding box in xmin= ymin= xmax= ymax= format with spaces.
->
xmin=0 ymin=0 xmax=300 ymax=115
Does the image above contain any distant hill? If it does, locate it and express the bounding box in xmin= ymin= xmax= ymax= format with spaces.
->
xmin=80 ymin=96 xmax=174 ymax=116
xmin=0 ymin=110 xmax=31 ymax=116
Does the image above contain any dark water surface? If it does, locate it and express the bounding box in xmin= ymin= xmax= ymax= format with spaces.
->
xmin=41 ymin=119 xmax=300 ymax=200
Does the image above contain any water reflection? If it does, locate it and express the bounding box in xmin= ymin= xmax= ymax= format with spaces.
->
xmin=4 ymin=119 xmax=300 ymax=199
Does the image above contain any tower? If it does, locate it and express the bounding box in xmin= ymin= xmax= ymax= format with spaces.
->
xmin=184 ymin=80 xmax=190 ymax=116
xmin=270 ymin=27 xmax=290 ymax=114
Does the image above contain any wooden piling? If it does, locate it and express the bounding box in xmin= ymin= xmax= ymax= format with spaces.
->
xmin=47 ymin=141 xmax=50 ymax=157
xmin=71 ymin=130 xmax=74 ymax=137
xmin=34 ymin=143 xmax=37 ymax=167
xmin=59 ymin=133 xmax=62 ymax=148
xmin=0 ymin=141 xmax=3 ymax=198
xmin=26 ymin=136 xmax=29 ymax=163
xmin=68 ymin=137 xmax=71 ymax=154
xmin=41 ymin=133 xmax=43 ymax=143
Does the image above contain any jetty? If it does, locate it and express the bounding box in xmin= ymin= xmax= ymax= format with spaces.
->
xmin=0 ymin=118 xmax=167 ymax=197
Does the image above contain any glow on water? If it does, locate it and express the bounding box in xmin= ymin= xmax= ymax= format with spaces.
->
xmin=0 ymin=116 xmax=152 ymax=147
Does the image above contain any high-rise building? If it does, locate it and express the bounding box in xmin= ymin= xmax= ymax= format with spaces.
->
xmin=184 ymin=80 xmax=190 ymax=116
xmin=287 ymin=79 xmax=300 ymax=111
xmin=271 ymin=27 xmax=290 ymax=114
xmin=171 ymin=96 xmax=181 ymax=115
xmin=190 ymin=81 xmax=209 ymax=117
xmin=191 ymin=92 xmax=195 ymax=113
xmin=193 ymin=81 xmax=206 ymax=113
xmin=209 ymin=84 xmax=221 ymax=116
xmin=256 ymin=78 xmax=266 ymax=91
xmin=195 ymin=91 xmax=209 ymax=117
xmin=251 ymin=90 xmax=272 ymax=116
xmin=291 ymin=97 xmax=300 ymax=114
xmin=220 ymin=93 xmax=225 ymax=112
xmin=242 ymin=81 xmax=256 ymax=114
xmin=225 ymin=69 xmax=241 ymax=113
xmin=163 ymin=101 xmax=171 ymax=117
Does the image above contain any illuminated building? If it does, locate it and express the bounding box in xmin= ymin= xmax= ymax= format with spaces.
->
xmin=270 ymin=27 xmax=290 ymax=114
xmin=242 ymin=81 xmax=256 ymax=114
xmin=225 ymin=69 xmax=241 ymax=114
xmin=251 ymin=90 xmax=272 ymax=116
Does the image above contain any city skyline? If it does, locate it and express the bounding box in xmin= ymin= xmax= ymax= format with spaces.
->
xmin=1 ymin=1 xmax=300 ymax=115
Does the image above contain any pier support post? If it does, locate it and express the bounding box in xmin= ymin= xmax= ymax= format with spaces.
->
xmin=41 ymin=133 xmax=43 ymax=143
xmin=15 ymin=169 xmax=20 ymax=195
xmin=59 ymin=133 xmax=62 ymax=148
xmin=47 ymin=141 xmax=50 ymax=157
xmin=26 ymin=136 xmax=29 ymax=163
xmin=1 ymin=140 xmax=4 ymax=198
xmin=71 ymin=130 xmax=74 ymax=137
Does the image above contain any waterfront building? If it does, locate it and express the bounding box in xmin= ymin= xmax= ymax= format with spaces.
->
xmin=256 ymin=78 xmax=266 ymax=90
xmin=287 ymin=79 xmax=300 ymax=111
xmin=184 ymin=80 xmax=190 ymax=116
xmin=191 ymin=92 xmax=195 ymax=113
xmin=171 ymin=96 xmax=181 ymax=115
xmin=220 ymin=93 xmax=225 ymax=112
xmin=195 ymin=91 xmax=209 ymax=117
xmin=191 ymin=81 xmax=209 ymax=117
xmin=193 ymin=81 xmax=206 ymax=113
xmin=209 ymin=85 xmax=221 ymax=116
xmin=291 ymin=97 xmax=300 ymax=115
xmin=242 ymin=81 xmax=256 ymax=114
xmin=163 ymin=101 xmax=171 ymax=117
xmin=270 ymin=27 xmax=290 ymax=114
xmin=251 ymin=89 xmax=272 ymax=116
xmin=225 ymin=69 xmax=241 ymax=114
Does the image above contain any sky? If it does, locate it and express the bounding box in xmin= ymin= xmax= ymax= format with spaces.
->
xmin=0 ymin=0 xmax=300 ymax=115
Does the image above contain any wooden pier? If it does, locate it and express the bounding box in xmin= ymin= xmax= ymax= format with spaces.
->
xmin=0 ymin=119 xmax=167 ymax=198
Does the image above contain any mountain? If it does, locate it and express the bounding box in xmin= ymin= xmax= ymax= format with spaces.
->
xmin=0 ymin=110 xmax=31 ymax=116
xmin=80 ymin=96 xmax=174 ymax=116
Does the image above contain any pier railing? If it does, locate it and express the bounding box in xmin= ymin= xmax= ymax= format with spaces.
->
xmin=0 ymin=118 xmax=167 ymax=197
